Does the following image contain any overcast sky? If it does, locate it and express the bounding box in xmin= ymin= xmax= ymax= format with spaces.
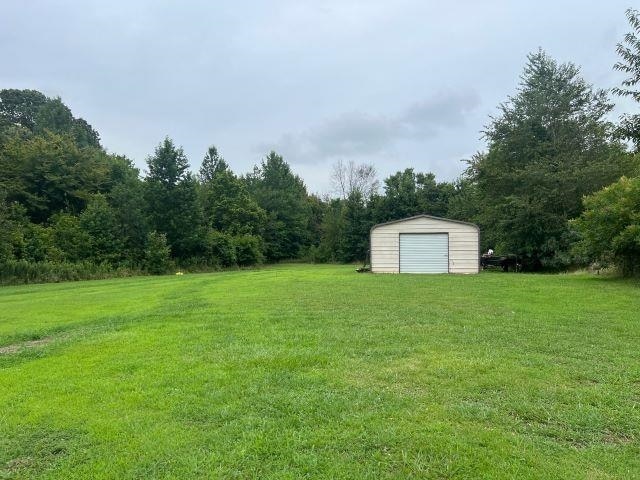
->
xmin=1 ymin=1 xmax=636 ymax=194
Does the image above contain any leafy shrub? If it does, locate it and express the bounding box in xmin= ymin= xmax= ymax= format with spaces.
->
xmin=204 ymin=230 xmax=236 ymax=267
xmin=233 ymin=234 xmax=264 ymax=266
xmin=572 ymin=176 xmax=640 ymax=276
xmin=0 ymin=260 xmax=136 ymax=285
xmin=50 ymin=213 xmax=90 ymax=263
xmin=144 ymin=231 xmax=172 ymax=275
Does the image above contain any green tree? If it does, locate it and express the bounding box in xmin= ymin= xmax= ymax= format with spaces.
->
xmin=469 ymin=50 xmax=635 ymax=269
xmin=50 ymin=213 xmax=90 ymax=263
xmin=109 ymin=178 xmax=149 ymax=265
xmin=198 ymin=147 xmax=265 ymax=236
xmin=613 ymin=8 xmax=640 ymax=150
xmin=71 ymin=117 xmax=101 ymax=149
xmin=0 ymin=89 xmax=48 ymax=131
xmin=144 ymin=231 xmax=171 ymax=274
xmin=572 ymin=176 xmax=640 ymax=276
xmin=415 ymin=173 xmax=455 ymax=218
xmin=0 ymin=89 xmax=101 ymax=148
xmin=0 ymin=192 xmax=28 ymax=262
xmin=0 ymin=132 xmax=113 ymax=222
xmin=144 ymin=138 xmax=204 ymax=260
xmin=375 ymin=169 xmax=419 ymax=222
xmin=373 ymin=169 xmax=454 ymax=223
xmin=446 ymin=173 xmax=482 ymax=224
xmin=245 ymin=151 xmax=311 ymax=261
xmin=79 ymin=194 xmax=124 ymax=266
xmin=19 ymin=223 xmax=56 ymax=263
xmin=34 ymin=98 xmax=74 ymax=136
xmin=341 ymin=191 xmax=370 ymax=262
xmin=203 ymin=230 xmax=236 ymax=267
xmin=315 ymin=199 xmax=346 ymax=262
xmin=198 ymin=145 xmax=228 ymax=183
xmin=233 ymin=234 xmax=264 ymax=266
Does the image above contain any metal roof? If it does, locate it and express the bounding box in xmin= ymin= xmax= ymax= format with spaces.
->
xmin=370 ymin=214 xmax=480 ymax=232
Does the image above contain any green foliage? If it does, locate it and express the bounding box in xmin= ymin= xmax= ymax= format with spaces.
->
xmin=145 ymin=137 xmax=190 ymax=187
xmin=199 ymin=148 xmax=265 ymax=236
xmin=613 ymin=8 xmax=640 ymax=150
xmin=233 ymin=234 xmax=264 ymax=266
xmin=50 ymin=213 xmax=90 ymax=263
xmin=572 ymin=176 xmax=640 ymax=276
xmin=246 ymin=151 xmax=312 ymax=261
xmin=446 ymin=175 xmax=482 ymax=224
xmin=341 ymin=191 xmax=370 ymax=262
xmin=0 ymin=89 xmax=48 ymax=132
xmin=144 ymin=231 xmax=172 ymax=275
xmin=198 ymin=145 xmax=228 ymax=183
xmin=373 ymin=169 xmax=455 ymax=223
xmin=468 ymin=50 xmax=635 ymax=269
xmin=19 ymin=223 xmax=56 ymax=263
xmin=203 ymin=230 xmax=236 ymax=267
xmin=0 ymin=259 xmax=130 ymax=285
xmin=79 ymin=195 xmax=124 ymax=266
xmin=0 ymin=193 xmax=28 ymax=262
xmin=108 ymin=178 xmax=149 ymax=265
xmin=314 ymin=199 xmax=346 ymax=262
xmin=144 ymin=138 xmax=204 ymax=259
xmin=0 ymin=89 xmax=101 ymax=148
xmin=0 ymin=131 xmax=119 ymax=223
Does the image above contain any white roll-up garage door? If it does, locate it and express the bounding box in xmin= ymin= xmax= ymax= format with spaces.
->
xmin=399 ymin=233 xmax=449 ymax=273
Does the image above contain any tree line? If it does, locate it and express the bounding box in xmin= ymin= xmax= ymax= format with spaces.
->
xmin=1 ymin=8 xmax=640 ymax=283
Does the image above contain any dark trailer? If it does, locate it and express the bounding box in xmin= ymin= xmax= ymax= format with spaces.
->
xmin=480 ymin=254 xmax=521 ymax=272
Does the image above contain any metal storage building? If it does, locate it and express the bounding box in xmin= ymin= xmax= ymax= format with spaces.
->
xmin=370 ymin=215 xmax=480 ymax=274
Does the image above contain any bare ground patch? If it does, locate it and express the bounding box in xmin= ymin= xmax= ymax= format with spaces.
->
xmin=0 ymin=336 xmax=56 ymax=355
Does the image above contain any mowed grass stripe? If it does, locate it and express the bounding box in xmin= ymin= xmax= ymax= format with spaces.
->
xmin=0 ymin=265 xmax=639 ymax=478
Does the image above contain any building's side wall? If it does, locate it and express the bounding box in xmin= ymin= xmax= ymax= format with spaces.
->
xmin=370 ymin=217 xmax=479 ymax=274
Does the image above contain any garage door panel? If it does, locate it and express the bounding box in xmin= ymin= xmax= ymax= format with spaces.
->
xmin=400 ymin=233 xmax=448 ymax=273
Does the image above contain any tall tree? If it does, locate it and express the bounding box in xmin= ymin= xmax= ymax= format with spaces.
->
xmin=614 ymin=8 xmax=640 ymax=150
xmin=0 ymin=89 xmax=48 ymax=131
xmin=316 ymin=198 xmax=346 ymax=262
xmin=470 ymin=50 xmax=634 ymax=269
xmin=341 ymin=191 xmax=371 ymax=262
xmin=372 ymin=169 xmax=453 ymax=222
xmin=109 ymin=175 xmax=150 ymax=265
xmin=144 ymin=138 xmax=203 ymax=260
xmin=0 ymin=192 xmax=27 ymax=262
xmin=330 ymin=159 xmax=379 ymax=200
xmin=0 ymin=89 xmax=101 ymax=148
xmin=0 ymin=132 xmax=113 ymax=222
xmin=375 ymin=169 xmax=419 ymax=222
xmin=198 ymin=145 xmax=229 ymax=183
xmin=415 ymin=172 xmax=455 ymax=218
xmin=198 ymin=147 xmax=265 ymax=236
xmin=245 ymin=151 xmax=311 ymax=261
xmin=79 ymin=194 xmax=124 ymax=266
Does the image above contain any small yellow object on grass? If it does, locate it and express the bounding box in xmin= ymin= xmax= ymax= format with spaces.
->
xmin=175 ymin=271 xmax=184 ymax=276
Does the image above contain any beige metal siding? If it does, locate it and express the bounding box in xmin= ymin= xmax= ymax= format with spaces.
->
xmin=371 ymin=216 xmax=479 ymax=274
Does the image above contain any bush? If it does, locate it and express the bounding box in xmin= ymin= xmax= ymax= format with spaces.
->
xmin=50 ymin=213 xmax=90 ymax=263
xmin=233 ymin=234 xmax=264 ymax=266
xmin=204 ymin=230 xmax=236 ymax=267
xmin=572 ymin=176 xmax=640 ymax=276
xmin=144 ymin=231 xmax=172 ymax=275
xmin=0 ymin=259 xmax=136 ymax=285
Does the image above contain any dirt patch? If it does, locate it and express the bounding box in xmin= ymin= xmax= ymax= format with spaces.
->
xmin=0 ymin=337 xmax=55 ymax=355
xmin=602 ymin=431 xmax=635 ymax=445
xmin=5 ymin=456 xmax=34 ymax=472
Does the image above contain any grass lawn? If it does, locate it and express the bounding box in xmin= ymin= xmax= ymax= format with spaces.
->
xmin=0 ymin=265 xmax=639 ymax=479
